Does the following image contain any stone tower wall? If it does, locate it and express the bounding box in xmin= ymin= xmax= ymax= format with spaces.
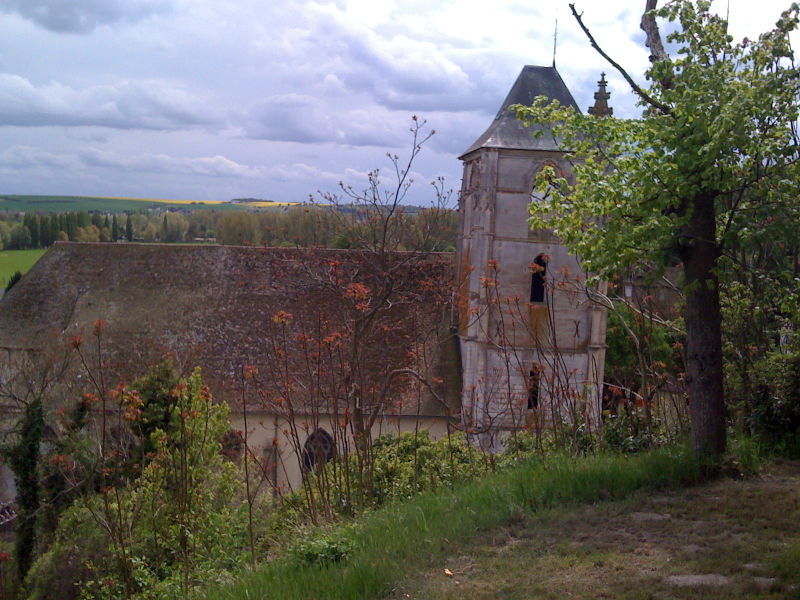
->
xmin=457 ymin=146 xmax=607 ymax=443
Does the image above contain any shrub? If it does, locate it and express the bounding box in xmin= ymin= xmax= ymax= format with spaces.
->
xmin=4 ymin=270 xmax=21 ymax=292
xmin=750 ymin=351 xmax=800 ymax=453
xmin=602 ymin=407 xmax=668 ymax=453
xmin=25 ymin=369 xmax=250 ymax=600
xmin=727 ymin=433 xmax=767 ymax=474
xmin=368 ymin=431 xmax=490 ymax=504
xmin=126 ymin=358 xmax=180 ymax=471
xmin=288 ymin=529 xmax=355 ymax=567
xmin=0 ymin=540 xmax=15 ymax=599
xmin=500 ymin=431 xmax=542 ymax=460
xmin=23 ymin=504 xmax=109 ymax=600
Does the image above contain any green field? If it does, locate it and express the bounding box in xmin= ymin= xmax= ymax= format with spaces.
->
xmin=0 ymin=195 xmax=299 ymax=214
xmin=0 ymin=248 xmax=47 ymax=286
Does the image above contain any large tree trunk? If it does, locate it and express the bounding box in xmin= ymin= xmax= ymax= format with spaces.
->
xmin=680 ymin=194 xmax=726 ymax=459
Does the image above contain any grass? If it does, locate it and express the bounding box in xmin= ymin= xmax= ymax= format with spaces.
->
xmin=773 ymin=539 xmax=800 ymax=581
xmin=0 ymin=248 xmax=47 ymax=286
xmin=203 ymin=446 xmax=701 ymax=600
xmin=0 ymin=195 xmax=300 ymax=213
xmin=398 ymin=459 xmax=800 ymax=599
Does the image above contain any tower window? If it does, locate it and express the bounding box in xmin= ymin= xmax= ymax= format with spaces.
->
xmin=527 ymin=370 xmax=540 ymax=409
xmin=530 ymin=254 xmax=547 ymax=303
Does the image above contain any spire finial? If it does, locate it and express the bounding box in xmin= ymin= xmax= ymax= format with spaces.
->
xmin=588 ymin=72 xmax=613 ymax=117
xmin=552 ymin=18 xmax=558 ymax=68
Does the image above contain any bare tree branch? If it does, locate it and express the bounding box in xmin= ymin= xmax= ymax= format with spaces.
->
xmin=367 ymin=366 xmax=449 ymax=432
xmin=569 ymin=3 xmax=672 ymax=114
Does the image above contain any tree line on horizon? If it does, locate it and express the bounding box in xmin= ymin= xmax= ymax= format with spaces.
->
xmin=0 ymin=205 xmax=458 ymax=252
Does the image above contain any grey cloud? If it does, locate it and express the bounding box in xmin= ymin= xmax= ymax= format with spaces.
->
xmin=64 ymin=129 xmax=110 ymax=143
xmin=0 ymin=74 xmax=220 ymax=130
xmin=244 ymin=94 xmax=407 ymax=147
xmin=0 ymin=144 xmax=260 ymax=178
xmin=421 ymin=111 xmax=493 ymax=156
xmin=0 ymin=145 xmax=81 ymax=169
xmin=0 ymin=0 xmax=175 ymax=33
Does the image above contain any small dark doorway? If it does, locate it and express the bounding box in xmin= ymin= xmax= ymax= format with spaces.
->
xmin=527 ymin=370 xmax=541 ymax=409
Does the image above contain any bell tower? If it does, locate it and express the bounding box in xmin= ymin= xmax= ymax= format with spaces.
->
xmin=456 ymin=66 xmax=609 ymax=445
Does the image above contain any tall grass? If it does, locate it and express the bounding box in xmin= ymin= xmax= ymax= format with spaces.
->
xmin=204 ymin=446 xmax=700 ymax=600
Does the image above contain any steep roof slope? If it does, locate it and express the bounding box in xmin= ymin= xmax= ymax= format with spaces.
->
xmin=461 ymin=65 xmax=580 ymax=157
xmin=0 ymin=243 xmax=457 ymax=416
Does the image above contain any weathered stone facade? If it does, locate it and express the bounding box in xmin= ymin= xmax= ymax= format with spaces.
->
xmin=456 ymin=66 xmax=608 ymax=445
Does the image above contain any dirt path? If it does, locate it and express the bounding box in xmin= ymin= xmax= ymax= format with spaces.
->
xmin=393 ymin=461 xmax=800 ymax=600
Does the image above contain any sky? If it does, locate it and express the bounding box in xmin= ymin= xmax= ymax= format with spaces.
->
xmin=0 ymin=0 xmax=794 ymax=205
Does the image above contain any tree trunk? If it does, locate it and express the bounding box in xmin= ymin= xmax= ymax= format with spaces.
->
xmin=680 ymin=194 xmax=726 ymax=459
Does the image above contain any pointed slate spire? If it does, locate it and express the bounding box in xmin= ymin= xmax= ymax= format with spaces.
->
xmin=460 ymin=65 xmax=580 ymax=158
xmin=588 ymin=73 xmax=613 ymax=117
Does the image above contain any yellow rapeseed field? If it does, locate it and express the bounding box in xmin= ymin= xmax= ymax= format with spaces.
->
xmin=97 ymin=197 xmax=301 ymax=207
xmin=98 ymin=196 xmax=225 ymax=205
xmin=236 ymin=201 xmax=301 ymax=207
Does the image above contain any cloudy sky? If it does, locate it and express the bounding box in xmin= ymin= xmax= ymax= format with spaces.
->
xmin=0 ymin=0 xmax=794 ymax=204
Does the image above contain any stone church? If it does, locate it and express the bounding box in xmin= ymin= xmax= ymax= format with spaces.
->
xmin=456 ymin=66 xmax=611 ymax=446
xmin=0 ymin=65 xmax=610 ymax=497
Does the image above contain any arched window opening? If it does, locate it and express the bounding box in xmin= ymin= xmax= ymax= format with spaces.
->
xmin=530 ymin=161 xmax=558 ymax=203
xmin=301 ymin=428 xmax=336 ymax=472
xmin=530 ymin=254 xmax=548 ymax=303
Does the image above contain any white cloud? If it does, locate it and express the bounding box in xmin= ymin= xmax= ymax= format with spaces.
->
xmin=263 ymin=162 xmax=366 ymax=183
xmin=268 ymin=2 xmax=491 ymax=113
xmin=79 ymin=148 xmax=263 ymax=177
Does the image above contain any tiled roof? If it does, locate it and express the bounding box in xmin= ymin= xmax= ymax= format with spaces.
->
xmin=0 ymin=243 xmax=458 ymax=417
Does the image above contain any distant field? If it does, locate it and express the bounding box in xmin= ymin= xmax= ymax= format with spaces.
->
xmin=0 ymin=248 xmax=47 ymax=286
xmin=0 ymin=195 xmax=301 ymax=213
